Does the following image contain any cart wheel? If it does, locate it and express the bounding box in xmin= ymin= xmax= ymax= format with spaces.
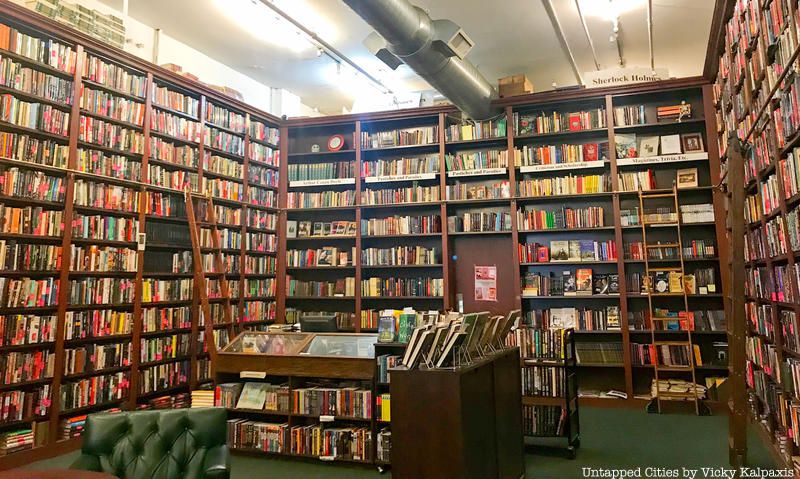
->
xmin=698 ymin=402 xmax=712 ymax=417
xmin=567 ymin=446 xmax=576 ymax=459
xmin=646 ymin=399 xmax=660 ymax=414
xmin=378 ymin=466 xmax=388 ymax=474
xmin=573 ymin=438 xmax=581 ymax=448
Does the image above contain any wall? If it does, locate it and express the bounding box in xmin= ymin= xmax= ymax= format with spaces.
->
xmin=12 ymin=0 xmax=311 ymax=115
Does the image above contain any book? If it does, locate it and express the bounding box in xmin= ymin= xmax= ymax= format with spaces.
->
xmin=677 ymin=168 xmax=698 ymax=188
xmin=638 ymin=136 xmax=660 ymax=157
xmin=568 ymin=240 xmax=581 ymax=261
xmin=537 ymin=246 xmax=549 ymax=263
xmin=660 ymin=134 xmax=682 ymax=154
xmin=550 ymin=241 xmax=569 ymax=261
xmin=378 ymin=312 xmax=397 ymax=343
xmin=563 ymin=271 xmax=576 ymax=296
xmin=615 ymin=134 xmax=637 ymax=159
xmin=236 ymin=383 xmax=267 ymax=410
xmin=608 ymin=274 xmax=620 ymax=294
xmin=594 ymin=274 xmax=609 ymax=294
xmin=579 ymin=240 xmax=596 ymax=261
xmin=606 ymin=306 xmax=620 ymax=330
xmin=286 ymin=221 xmax=297 ymax=238
xmin=668 ymin=271 xmax=683 ymax=293
xmin=576 ymin=269 xmax=593 ymax=295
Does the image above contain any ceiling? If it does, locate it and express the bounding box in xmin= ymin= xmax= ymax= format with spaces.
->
xmin=99 ymin=0 xmax=715 ymax=116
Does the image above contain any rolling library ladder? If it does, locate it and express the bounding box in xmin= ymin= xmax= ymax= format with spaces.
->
xmin=185 ymin=190 xmax=236 ymax=374
xmin=638 ymin=185 xmax=709 ymax=416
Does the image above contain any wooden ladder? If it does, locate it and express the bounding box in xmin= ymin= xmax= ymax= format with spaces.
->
xmin=185 ymin=190 xmax=236 ymax=378
xmin=638 ymin=184 xmax=707 ymax=415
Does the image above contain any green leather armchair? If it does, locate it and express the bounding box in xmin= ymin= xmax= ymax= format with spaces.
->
xmin=70 ymin=408 xmax=230 ymax=479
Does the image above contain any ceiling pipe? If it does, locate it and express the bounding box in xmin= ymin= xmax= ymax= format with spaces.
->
xmin=647 ymin=0 xmax=654 ymax=70
xmin=541 ymin=0 xmax=584 ymax=85
xmin=257 ymin=0 xmax=393 ymax=94
xmin=612 ymin=17 xmax=624 ymax=67
xmin=342 ymin=0 xmax=500 ymax=120
xmin=574 ymin=0 xmax=600 ymax=71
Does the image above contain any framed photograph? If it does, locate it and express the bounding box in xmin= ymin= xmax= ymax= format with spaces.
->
xmin=677 ymin=168 xmax=699 ymax=189
xmin=638 ymin=136 xmax=660 ymax=157
xmin=681 ymin=133 xmax=705 ymax=153
xmin=660 ymin=134 xmax=682 ymax=154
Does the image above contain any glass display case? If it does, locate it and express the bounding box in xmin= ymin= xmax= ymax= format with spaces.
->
xmin=302 ymin=333 xmax=378 ymax=358
xmin=220 ymin=331 xmax=378 ymax=358
xmin=224 ymin=331 xmax=311 ymax=355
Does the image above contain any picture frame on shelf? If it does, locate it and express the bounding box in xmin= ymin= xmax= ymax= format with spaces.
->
xmin=681 ymin=133 xmax=705 ymax=153
xmin=677 ymin=168 xmax=699 ymax=189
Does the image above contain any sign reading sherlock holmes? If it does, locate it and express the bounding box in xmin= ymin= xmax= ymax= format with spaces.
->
xmin=584 ymin=67 xmax=670 ymax=88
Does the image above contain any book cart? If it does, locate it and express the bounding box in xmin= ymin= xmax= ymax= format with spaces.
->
xmin=511 ymin=327 xmax=580 ymax=458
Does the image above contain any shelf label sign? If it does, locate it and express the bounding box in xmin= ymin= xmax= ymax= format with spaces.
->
xmin=447 ymin=168 xmax=507 ymax=178
xmin=616 ymin=153 xmax=708 ymax=166
xmin=584 ymin=67 xmax=670 ymax=88
xmin=519 ymin=160 xmax=604 ymax=173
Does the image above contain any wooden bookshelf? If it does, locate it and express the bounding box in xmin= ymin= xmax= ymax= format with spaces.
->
xmin=710 ymin=0 xmax=800 ymax=471
xmin=0 ymin=1 xmax=281 ymax=467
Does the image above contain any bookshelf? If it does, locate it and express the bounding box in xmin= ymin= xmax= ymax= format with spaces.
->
xmin=711 ymin=0 xmax=800 ymax=471
xmin=285 ymin=83 xmax=728 ymax=410
xmin=0 ymin=1 xmax=282 ymax=467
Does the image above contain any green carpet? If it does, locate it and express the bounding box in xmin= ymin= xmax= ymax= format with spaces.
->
xmin=23 ymin=407 xmax=777 ymax=478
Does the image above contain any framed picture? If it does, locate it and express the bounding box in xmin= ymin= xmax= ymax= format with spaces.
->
xmin=681 ymin=133 xmax=705 ymax=153
xmin=660 ymin=134 xmax=682 ymax=154
xmin=677 ymin=168 xmax=699 ymax=189
xmin=638 ymin=136 xmax=660 ymax=157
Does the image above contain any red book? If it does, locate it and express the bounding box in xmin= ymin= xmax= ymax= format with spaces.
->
xmin=583 ymin=143 xmax=598 ymax=162
xmin=569 ymin=113 xmax=582 ymax=131
xmin=537 ymin=246 xmax=549 ymax=263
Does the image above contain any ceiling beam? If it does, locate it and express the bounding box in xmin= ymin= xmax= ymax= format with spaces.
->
xmin=541 ymin=0 xmax=583 ymax=85
xmin=574 ymin=0 xmax=600 ymax=71
xmin=647 ymin=0 xmax=654 ymax=71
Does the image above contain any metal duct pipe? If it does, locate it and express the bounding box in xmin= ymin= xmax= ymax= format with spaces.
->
xmin=342 ymin=0 xmax=500 ymax=120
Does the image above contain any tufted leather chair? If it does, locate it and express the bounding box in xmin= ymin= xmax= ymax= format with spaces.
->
xmin=70 ymin=408 xmax=230 ymax=479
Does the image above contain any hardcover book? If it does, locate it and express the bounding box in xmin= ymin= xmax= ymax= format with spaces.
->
xmin=606 ymin=306 xmax=620 ymax=330
xmin=583 ymin=143 xmax=599 ymax=161
xmin=668 ymin=271 xmax=683 ymax=293
xmin=608 ymin=274 xmax=620 ymax=294
xmin=615 ymin=133 xmax=637 ymax=159
xmin=563 ymin=271 xmax=576 ymax=296
xmin=550 ymin=241 xmax=569 ymax=261
xmin=576 ymin=268 xmax=593 ymax=295
xmin=579 ymin=240 xmax=596 ymax=261
xmin=287 ymin=220 xmax=297 ymax=238
xmin=568 ymin=240 xmax=581 ymax=261
xmin=298 ymin=222 xmax=311 ymax=237
xmin=594 ymin=273 xmax=609 ymax=294
xmin=537 ymin=246 xmax=550 ymax=263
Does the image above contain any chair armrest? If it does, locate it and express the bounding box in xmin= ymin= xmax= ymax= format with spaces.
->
xmin=203 ymin=444 xmax=230 ymax=479
xmin=70 ymin=454 xmax=102 ymax=471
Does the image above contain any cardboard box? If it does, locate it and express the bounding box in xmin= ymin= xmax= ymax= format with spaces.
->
xmin=498 ymin=74 xmax=533 ymax=98
xmin=161 ymin=63 xmax=184 ymax=74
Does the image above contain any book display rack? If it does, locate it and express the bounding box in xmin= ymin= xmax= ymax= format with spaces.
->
xmin=0 ymin=2 xmax=281 ymax=468
xmin=285 ymin=81 xmax=728 ymax=410
xmin=712 ymin=0 xmax=800 ymax=471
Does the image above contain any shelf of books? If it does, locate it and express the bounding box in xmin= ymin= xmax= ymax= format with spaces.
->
xmin=0 ymin=2 xmax=282 ymax=467
xmin=713 ymin=0 xmax=800 ymax=472
xmin=286 ymin=84 xmax=728 ymax=411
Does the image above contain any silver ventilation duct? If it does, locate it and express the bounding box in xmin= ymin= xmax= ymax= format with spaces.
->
xmin=342 ymin=0 xmax=500 ymax=120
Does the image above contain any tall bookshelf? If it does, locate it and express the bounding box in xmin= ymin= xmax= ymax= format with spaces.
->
xmin=712 ymin=0 xmax=800 ymax=472
xmin=286 ymin=83 xmax=729 ymax=411
xmin=0 ymin=1 xmax=282 ymax=468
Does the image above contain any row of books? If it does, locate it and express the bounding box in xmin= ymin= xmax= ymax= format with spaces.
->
xmin=0 ymin=22 xmax=78 ymax=74
xmin=68 ymin=277 xmax=133 ymax=305
xmin=0 ymin=242 xmax=61 ymax=271
xmin=141 ymin=278 xmax=192 ymax=303
xmin=361 ymin=185 xmax=439 ymax=205
xmin=63 ymin=342 xmax=131 ymax=375
xmin=376 ymin=354 xmax=400 ymax=384
xmin=248 ymin=163 xmax=279 ymax=189
xmin=445 ymin=181 xmax=510 ymax=201
xmin=780 ymin=148 xmax=800 ymax=199
xmin=142 ymin=306 xmax=190 ymax=333
xmin=0 ymin=166 xmax=64 ymax=202
xmin=522 ymin=366 xmax=565 ymax=398
xmin=204 ymin=154 xmax=243 ymax=179
xmin=205 ymin=102 xmax=245 ymax=134
xmin=361 ymin=277 xmax=443 ymax=297
xmin=205 ymin=127 xmax=244 ymax=157
xmin=3 ymin=277 xmax=59 ymax=307
xmin=83 ymin=54 xmax=146 ymax=98
xmin=613 ymin=105 xmax=647 ymax=126
xmin=69 ymin=245 xmax=136 ymax=272
xmin=447 ymin=212 xmax=512 ymax=233
xmin=517 ymin=174 xmax=610 ymax=197
xmin=0 ymin=386 xmax=50 ymax=423
xmin=445 ymin=117 xmax=506 ymax=141
xmin=79 ymin=115 xmax=144 ymax=154
xmin=361 ymin=246 xmax=439 ymax=267
xmin=359 ymin=215 xmax=440 ymax=236
xmin=138 ymin=360 xmax=189 ymax=394
xmin=288 ymin=161 xmax=354 ymax=182
xmin=80 ymin=86 xmax=144 ymax=126
xmin=782 ymin=310 xmax=799 ymax=355
xmin=286 ymin=247 xmax=354 ymax=268
xmin=0 ymin=203 xmax=63 ymax=236
xmin=292 ymin=386 xmax=372 ymax=419
xmin=2 ymin=94 xmax=69 ymax=136
xmin=522 ymin=270 xmax=618 ymax=297
xmin=524 ymin=307 xmax=620 ymax=331
xmin=361 ymin=156 xmax=439 ymax=177
xmin=140 ymin=334 xmax=190 ymax=363
xmin=513 ymin=143 xmax=604 ymax=166
xmin=514 ymin=108 xmax=606 ymax=135
xmin=249 ymin=121 xmax=279 ymax=146
xmin=60 ymin=372 xmax=128 ymax=411
xmin=64 ymin=310 xmax=132 ymax=340
xmin=150 ymin=111 xmax=201 ymax=143
xmin=1 ymin=350 xmax=53 ymax=384
xmin=286 ymin=278 xmax=355 ymax=297
xmin=150 ymin=137 xmax=199 ymax=168
xmin=361 ymin=126 xmax=438 ymax=149
xmin=78 ymin=148 xmax=142 ymax=182
xmin=631 ymin=343 xmax=697 ymax=367
xmin=287 ymin=191 xmax=355 ymax=209
xmin=627 ymin=268 xmax=717 ymax=295
xmin=517 ymin=206 xmax=605 ymax=230
xmin=506 ymin=328 xmax=566 ymax=359
xmin=0 ymin=132 xmax=69 ymax=168
xmin=217 ymin=382 xmax=288 ymax=411
xmin=0 ymin=55 xmax=74 ymax=105
xmin=288 ymin=220 xmax=357 ymax=238
xmin=445 ymin=150 xmax=509 ymax=170
xmin=522 ymin=405 xmax=567 ymax=437
xmin=518 ymin=240 xmax=618 ymax=263
xmin=0 ymin=314 xmax=56 ymax=346
xmin=151 ymin=84 xmax=199 ymax=118
xmin=624 ymin=239 xmax=716 ymax=260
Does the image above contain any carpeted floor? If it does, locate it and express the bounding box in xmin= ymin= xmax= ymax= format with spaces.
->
xmin=23 ymin=407 xmax=777 ymax=478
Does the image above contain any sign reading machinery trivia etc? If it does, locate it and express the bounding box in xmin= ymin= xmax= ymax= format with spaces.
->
xmin=584 ymin=67 xmax=670 ymax=88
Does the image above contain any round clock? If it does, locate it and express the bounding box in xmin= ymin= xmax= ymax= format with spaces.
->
xmin=327 ymin=134 xmax=345 ymax=152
